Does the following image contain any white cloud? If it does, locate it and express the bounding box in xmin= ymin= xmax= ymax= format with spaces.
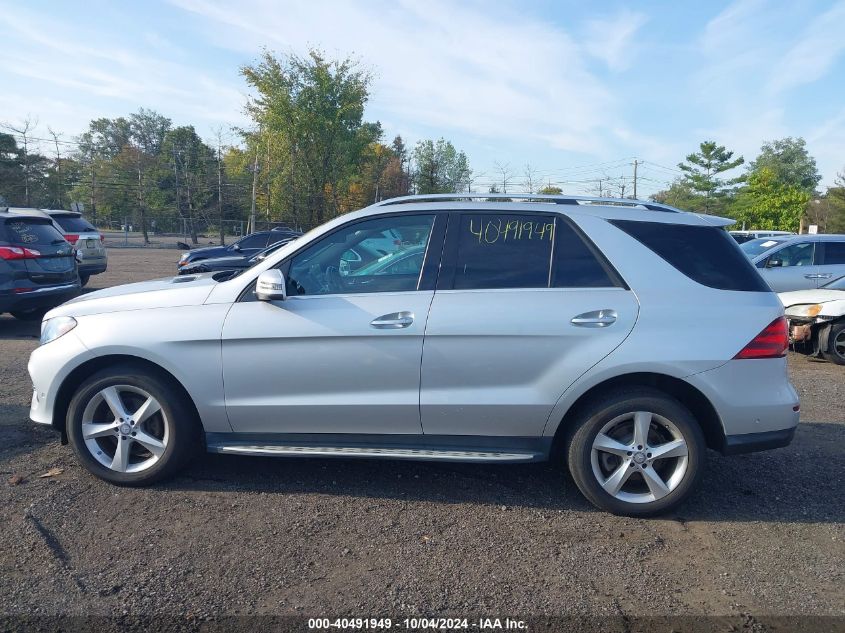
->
xmin=767 ymin=1 xmax=845 ymax=94
xmin=582 ymin=9 xmax=649 ymax=71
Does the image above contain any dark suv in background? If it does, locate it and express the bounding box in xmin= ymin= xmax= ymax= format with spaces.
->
xmin=177 ymin=228 xmax=302 ymax=271
xmin=0 ymin=210 xmax=81 ymax=320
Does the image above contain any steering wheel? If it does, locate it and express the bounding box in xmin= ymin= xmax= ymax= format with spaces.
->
xmin=324 ymin=266 xmax=344 ymax=293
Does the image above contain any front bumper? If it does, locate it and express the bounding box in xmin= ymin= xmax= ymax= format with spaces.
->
xmin=28 ymin=331 xmax=93 ymax=427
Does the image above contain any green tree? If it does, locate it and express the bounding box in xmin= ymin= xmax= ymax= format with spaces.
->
xmin=678 ymin=141 xmax=744 ymax=213
xmin=412 ymin=138 xmax=471 ymax=194
xmin=241 ymin=49 xmax=378 ymax=227
xmin=731 ymin=167 xmax=810 ymax=231
xmin=826 ymin=170 xmax=845 ymax=233
xmin=538 ymin=185 xmax=563 ymax=195
xmin=749 ymin=137 xmax=821 ymax=194
xmin=651 ymin=178 xmax=701 ymax=210
xmin=161 ymin=126 xmax=215 ymax=243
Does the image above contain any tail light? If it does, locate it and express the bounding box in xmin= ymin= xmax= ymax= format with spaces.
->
xmin=64 ymin=234 xmax=80 ymax=244
xmin=0 ymin=246 xmax=42 ymax=260
xmin=734 ymin=317 xmax=788 ymax=359
xmin=99 ymin=234 xmax=105 ymax=242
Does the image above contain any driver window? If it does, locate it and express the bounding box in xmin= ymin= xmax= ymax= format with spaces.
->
xmin=287 ymin=215 xmax=434 ymax=296
xmin=771 ymin=242 xmax=814 ymax=267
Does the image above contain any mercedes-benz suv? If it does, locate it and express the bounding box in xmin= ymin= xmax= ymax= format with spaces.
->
xmin=28 ymin=194 xmax=799 ymax=516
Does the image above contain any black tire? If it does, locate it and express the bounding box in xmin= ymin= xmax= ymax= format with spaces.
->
xmin=10 ymin=308 xmax=47 ymax=321
xmin=565 ymin=388 xmax=706 ymax=517
xmin=67 ymin=364 xmax=201 ymax=486
xmin=79 ymin=274 xmax=90 ymax=287
xmin=821 ymin=322 xmax=845 ymax=366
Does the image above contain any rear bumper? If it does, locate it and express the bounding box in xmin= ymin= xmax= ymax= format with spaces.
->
xmin=78 ymin=261 xmax=107 ymax=275
xmin=721 ymin=427 xmax=797 ymax=455
xmin=0 ymin=283 xmax=81 ymax=313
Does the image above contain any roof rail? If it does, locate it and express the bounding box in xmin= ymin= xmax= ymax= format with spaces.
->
xmin=373 ymin=193 xmax=680 ymax=213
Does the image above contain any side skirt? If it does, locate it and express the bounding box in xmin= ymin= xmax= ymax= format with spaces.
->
xmin=205 ymin=433 xmax=552 ymax=464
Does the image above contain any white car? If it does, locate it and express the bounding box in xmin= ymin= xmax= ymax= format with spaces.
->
xmin=28 ymin=194 xmax=800 ymax=516
xmin=780 ymin=275 xmax=845 ymax=365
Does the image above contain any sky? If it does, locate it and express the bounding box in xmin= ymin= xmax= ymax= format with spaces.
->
xmin=1 ymin=0 xmax=844 ymax=197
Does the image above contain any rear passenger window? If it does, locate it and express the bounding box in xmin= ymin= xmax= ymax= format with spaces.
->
xmin=552 ymin=221 xmax=617 ymax=288
xmin=822 ymin=242 xmax=845 ymax=265
xmin=452 ymin=214 xmax=553 ymax=289
xmin=611 ymin=220 xmax=770 ymax=292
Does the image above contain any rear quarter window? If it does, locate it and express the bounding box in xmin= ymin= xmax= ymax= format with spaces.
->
xmin=611 ymin=219 xmax=770 ymax=292
xmin=2 ymin=219 xmax=65 ymax=245
xmin=52 ymin=215 xmax=96 ymax=233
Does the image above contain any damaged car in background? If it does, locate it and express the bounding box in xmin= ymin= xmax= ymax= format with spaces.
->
xmin=779 ymin=275 xmax=845 ymax=365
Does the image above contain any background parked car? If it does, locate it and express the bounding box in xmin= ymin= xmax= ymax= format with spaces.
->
xmin=178 ymin=237 xmax=297 ymax=275
xmin=730 ymin=230 xmax=794 ymax=244
xmin=739 ymin=234 xmax=845 ymax=292
xmin=780 ymin=275 xmax=845 ymax=365
xmin=177 ymin=228 xmax=302 ymax=270
xmin=0 ymin=210 xmax=81 ymax=320
xmin=44 ymin=209 xmax=107 ymax=286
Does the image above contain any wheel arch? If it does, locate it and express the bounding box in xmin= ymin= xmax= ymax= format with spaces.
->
xmin=549 ymin=372 xmax=725 ymax=456
xmin=51 ymin=354 xmax=203 ymax=442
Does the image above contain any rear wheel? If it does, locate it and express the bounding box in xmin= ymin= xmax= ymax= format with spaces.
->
xmin=10 ymin=308 xmax=47 ymax=321
xmin=566 ymin=389 xmax=705 ymax=516
xmin=821 ymin=322 xmax=845 ymax=366
xmin=67 ymin=365 xmax=201 ymax=486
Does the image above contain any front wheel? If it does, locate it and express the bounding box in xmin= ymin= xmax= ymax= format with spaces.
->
xmin=79 ymin=274 xmax=90 ymax=287
xmin=566 ymin=389 xmax=705 ymax=516
xmin=67 ymin=365 xmax=201 ymax=486
xmin=821 ymin=322 xmax=845 ymax=366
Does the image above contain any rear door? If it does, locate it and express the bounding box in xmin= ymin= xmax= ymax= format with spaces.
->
xmin=419 ymin=211 xmax=639 ymax=438
xmin=817 ymin=240 xmax=845 ymax=286
xmin=2 ymin=218 xmax=77 ymax=285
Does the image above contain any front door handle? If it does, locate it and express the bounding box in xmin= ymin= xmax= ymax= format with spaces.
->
xmin=804 ymin=274 xmax=824 ymax=279
xmin=370 ymin=311 xmax=414 ymax=329
xmin=571 ymin=309 xmax=617 ymax=328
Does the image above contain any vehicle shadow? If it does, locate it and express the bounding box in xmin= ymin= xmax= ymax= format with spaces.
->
xmin=0 ymin=315 xmax=40 ymax=340
xmin=169 ymin=420 xmax=844 ymax=524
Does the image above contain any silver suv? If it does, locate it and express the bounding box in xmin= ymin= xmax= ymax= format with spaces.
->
xmin=28 ymin=195 xmax=799 ymax=516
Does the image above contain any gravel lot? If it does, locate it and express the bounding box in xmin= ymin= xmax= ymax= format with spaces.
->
xmin=1 ymin=248 xmax=843 ymax=628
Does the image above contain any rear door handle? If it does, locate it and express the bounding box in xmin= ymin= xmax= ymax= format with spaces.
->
xmin=370 ymin=311 xmax=414 ymax=329
xmin=804 ymin=274 xmax=830 ymax=279
xmin=571 ymin=309 xmax=617 ymax=328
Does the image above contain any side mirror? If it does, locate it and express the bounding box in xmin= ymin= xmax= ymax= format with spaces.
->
xmin=767 ymin=258 xmax=783 ymax=268
xmin=74 ymin=249 xmax=84 ymax=264
xmin=256 ymin=269 xmax=287 ymax=301
xmin=232 ymin=243 xmax=241 ymax=252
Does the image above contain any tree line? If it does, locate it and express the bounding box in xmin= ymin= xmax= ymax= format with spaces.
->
xmin=2 ymin=48 xmax=844 ymax=240
xmin=0 ymin=50 xmax=471 ymax=244
xmin=652 ymin=137 xmax=845 ymax=233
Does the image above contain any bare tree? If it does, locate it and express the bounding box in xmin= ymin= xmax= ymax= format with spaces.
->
xmin=494 ymin=161 xmax=515 ymax=194
xmin=522 ymin=163 xmax=537 ymax=194
xmin=1 ymin=116 xmax=38 ymax=206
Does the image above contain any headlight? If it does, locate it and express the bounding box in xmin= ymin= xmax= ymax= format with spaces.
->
xmin=178 ymin=253 xmax=189 ymax=264
xmin=40 ymin=316 xmax=77 ymax=345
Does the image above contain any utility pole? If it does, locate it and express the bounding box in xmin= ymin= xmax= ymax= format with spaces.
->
xmin=216 ymin=131 xmax=225 ymax=245
xmin=48 ymin=127 xmax=63 ymax=208
xmin=90 ymin=165 xmax=97 ymax=226
xmin=632 ymin=159 xmax=639 ymax=199
xmin=249 ymin=138 xmax=260 ymax=234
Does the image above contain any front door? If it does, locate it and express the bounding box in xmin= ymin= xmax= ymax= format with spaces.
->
xmin=222 ymin=213 xmax=441 ymax=435
xmin=420 ymin=212 xmax=639 ymax=438
xmin=757 ymin=241 xmax=818 ymax=292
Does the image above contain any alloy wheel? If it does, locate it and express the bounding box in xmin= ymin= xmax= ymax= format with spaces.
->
xmin=590 ymin=411 xmax=689 ymax=504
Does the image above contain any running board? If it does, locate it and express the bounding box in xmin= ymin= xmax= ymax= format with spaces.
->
xmin=207 ymin=444 xmax=541 ymax=463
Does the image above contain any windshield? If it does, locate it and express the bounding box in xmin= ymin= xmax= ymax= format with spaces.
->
xmin=739 ymin=237 xmax=788 ymax=258
xmin=822 ymin=275 xmax=845 ymax=290
xmin=248 ymin=239 xmax=293 ymax=265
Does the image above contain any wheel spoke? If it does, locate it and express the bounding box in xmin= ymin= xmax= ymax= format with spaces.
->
xmin=101 ymin=386 xmax=129 ymax=420
xmin=593 ymin=433 xmax=631 ymax=457
xmin=132 ymin=429 xmax=165 ymax=457
xmin=601 ymin=458 xmax=634 ymax=495
xmin=649 ymin=438 xmax=688 ymax=461
xmin=641 ymin=465 xmax=670 ymax=499
xmin=110 ymin=437 xmax=131 ymax=472
xmin=632 ymin=411 xmax=652 ymax=447
xmin=132 ymin=396 xmax=161 ymax=425
xmin=82 ymin=422 xmax=119 ymax=439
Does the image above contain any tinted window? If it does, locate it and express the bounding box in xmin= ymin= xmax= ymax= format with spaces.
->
xmin=767 ymin=242 xmax=814 ymax=267
xmin=452 ymin=214 xmax=553 ymax=290
xmin=288 ymin=215 xmax=434 ymax=296
xmin=52 ymin=214 xmax=96 ymax=233
xmin=237 ymin=233 xmax=269 ymax=249
xmin=552 ymin=220 xmax=617 ymax=288
xmin=2 ymin=218 xmax=65 ymax=245
xmin=822 ymin=242 xmax=845 ymax=265
xmin=611 ymin=220 xmax=769 ymax=292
